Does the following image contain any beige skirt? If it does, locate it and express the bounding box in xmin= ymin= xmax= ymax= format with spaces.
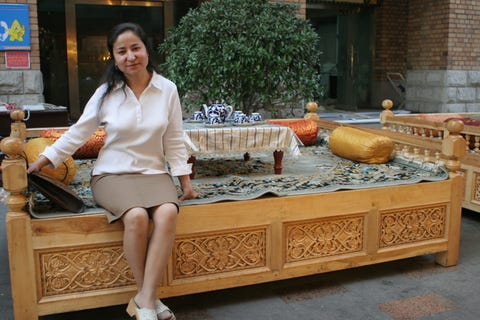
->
xmin=90 ymin=173 xmax=179 ymax=223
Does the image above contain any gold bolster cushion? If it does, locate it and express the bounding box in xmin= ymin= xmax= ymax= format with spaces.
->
xmin=24 ymin=137 xmax=77 ymax=185
xmin=329 ymin=126 xmax=394 ymax=164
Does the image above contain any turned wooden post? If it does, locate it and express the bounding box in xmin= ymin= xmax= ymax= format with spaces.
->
xmin=1 ymin=109 xmax=28 ymax=211
xmin=304 ymin=101 xmax=320 ymax=122
xmin=273 ymin=150 xmax=284 ymax=174
xmin=1 ymin=110 xmax=39 ymax=320
xmin=380 ymin=99 xmax=394 ymax=130
xmin=442 ymin=119 xmax=466 ymax=174
xmin=435 ymin=118 xmax=466 ymax=267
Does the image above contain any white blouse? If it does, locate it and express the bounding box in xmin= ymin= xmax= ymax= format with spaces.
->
xmin=41 ymin=72 xmax=192 ymax=177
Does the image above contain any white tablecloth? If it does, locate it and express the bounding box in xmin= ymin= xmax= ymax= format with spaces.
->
xmin=183 ymin=122 xmax=302 ymax=157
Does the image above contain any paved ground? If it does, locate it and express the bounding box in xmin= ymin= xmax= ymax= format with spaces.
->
xmin=2 ymin=203 xmax=480 ymax=320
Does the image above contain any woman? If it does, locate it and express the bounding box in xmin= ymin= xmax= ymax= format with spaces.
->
xmin=27 ymin=22 xmax=198 ymax=320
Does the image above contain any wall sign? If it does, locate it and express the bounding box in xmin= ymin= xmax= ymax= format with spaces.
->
xmin=0 ymin=4 xmax=30 ymax=50
xmin=5 ymin=51 xmax=30 ymax=68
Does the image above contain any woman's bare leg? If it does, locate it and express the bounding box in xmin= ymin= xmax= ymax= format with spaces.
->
xmin=122 ymin=207 xmax=150 ymax=294
xmin=134 ymin=203 xmax=178 ymax=309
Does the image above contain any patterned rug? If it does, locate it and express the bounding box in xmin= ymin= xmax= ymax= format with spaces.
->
xmin=28 ymin=144 xmax=448 ymax=218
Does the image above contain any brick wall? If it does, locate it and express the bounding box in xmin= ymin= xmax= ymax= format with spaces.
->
xmin=279 ymin=0 xmax=306 ymax=18
xmin=405 ymin=0 xmax=480 ymax=112
xmin=0 ymin=0 xmax=40 ymax=71
xmin=373 ymin=0 xmax=408 ymax=81
xmin=447 ymin=0 xmax=480 ymax=70
xmin=407 ymin=0 xmax=450 ymax=70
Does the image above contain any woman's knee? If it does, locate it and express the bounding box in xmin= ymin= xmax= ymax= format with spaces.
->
xmin=122 ymin=207 xmax=149 ymax=232
xmin=151 ymin=203 xmax=178 ymax=226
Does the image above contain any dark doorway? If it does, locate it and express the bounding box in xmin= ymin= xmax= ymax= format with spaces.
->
xmin=38 ymin=0 xmax=199 ymax=120
xmin=308 ymin=5 xmax=374 ymax=110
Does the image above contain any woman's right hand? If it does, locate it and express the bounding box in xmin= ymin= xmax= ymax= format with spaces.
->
xmin=27 ymin=155 xmax=51 ymax=174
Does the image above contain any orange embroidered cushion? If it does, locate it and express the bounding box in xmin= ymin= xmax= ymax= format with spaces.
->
xmin=268 ymin=119 xmax=319 ymax=146
xmin=40 ymin=128 xmax=106 ymax=159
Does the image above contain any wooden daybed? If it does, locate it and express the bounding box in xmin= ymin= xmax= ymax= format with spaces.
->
xmin=377 ymin=101 xmax=480 ymax=213
xmin=1 ymin=108 xmax=466 ymax=319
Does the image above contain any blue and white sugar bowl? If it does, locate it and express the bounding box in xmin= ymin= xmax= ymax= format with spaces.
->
xmin=249 ymin=112 xmax=263 ymax=122
xmin=232 ymin=110 xmax=244 ymax=122
xmin=233 ymin=113 xmax=249 ymax=124
xmin=190 ymin=111 xmax=205 ymax=121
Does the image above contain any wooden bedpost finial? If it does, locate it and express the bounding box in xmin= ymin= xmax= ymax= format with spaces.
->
xmin=10 ymin=108 xmax=25 ymax=121
xmin=380 ymin=99 xmax=394 ymax=129
xmin=382 ymin=99 xmax=393 ymax=111
xmin=304 ymin=101 xmax=320 ymax=122
xmin=9 ymin=109 xmax=27 ymax=140
xmin=443 ymin=119 xmax=466 ymax=173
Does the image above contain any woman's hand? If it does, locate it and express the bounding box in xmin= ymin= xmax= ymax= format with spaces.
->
xmin=179 ymin=185 xmax=200 ymax=201
xmin=177 ymin=174 xmax=199 ymax=201
xmin=27 ymin=155 xmax=51 ymax=174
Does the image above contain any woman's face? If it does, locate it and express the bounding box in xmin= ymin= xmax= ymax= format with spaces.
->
xmin=112 ymin=30 xmax=149 ymax=79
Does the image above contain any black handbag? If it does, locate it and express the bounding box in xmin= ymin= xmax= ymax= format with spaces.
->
xmin=29 ymin=172 xmax=85 ymax=213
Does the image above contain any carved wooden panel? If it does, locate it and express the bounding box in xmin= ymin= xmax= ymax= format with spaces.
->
xmin=472 ymin=171 xmax=480 ymax=204
xmin=39 ymin=243 xmax=134 ymax=297
xmin=380 ymin=205 xmax=446 ymax=248
xmin=173 ymin=228 xmax=266 ymax=279
xmin=285 ymin=216 xmax=364 ymax=263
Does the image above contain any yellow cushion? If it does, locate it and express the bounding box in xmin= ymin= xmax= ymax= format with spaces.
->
xmin=329 ymin=126 xmax=393 ymax=164
xmin=24 ymin=138 xmax=77 ymax=185
xmin=40 ymin=128 xmax=106 ymax=159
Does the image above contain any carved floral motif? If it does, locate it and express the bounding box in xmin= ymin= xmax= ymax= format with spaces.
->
xmin=473 ymin=172 xmax=480 ymax=203
xmin=39 ymin=244 xmax=134 ymax=296
xmin=173 ymin=229 xmax=266 ymax=278
xmin=285 ymin=216 xmax=364 ymax=263
xmin=380 ymin=205 xmax=446 ymax=247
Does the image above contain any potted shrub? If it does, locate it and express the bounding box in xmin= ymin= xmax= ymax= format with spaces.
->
xmin=158 ymin=0 xmax=324 ymax=117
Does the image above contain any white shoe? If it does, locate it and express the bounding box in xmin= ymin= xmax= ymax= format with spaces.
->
xmin=155 ymin=299 xmax=176 ymax=320
xmin=126 ymin=298 xmax=158 ymax=320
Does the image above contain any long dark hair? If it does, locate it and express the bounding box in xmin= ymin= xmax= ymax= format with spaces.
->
xmin=100 ymin=22 xmax=158 ymax=97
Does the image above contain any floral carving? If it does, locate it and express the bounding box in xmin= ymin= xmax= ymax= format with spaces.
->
xmin=473 ymin=172 xmax=480 ymax=202
xmin=380 ymin=205 xmax=446 ymax=247
xmin=174 ymin=229 xmax=266 ymax=278
xmin=285 ymin=216 xmax=364 ymax=263
xmin=39 ymin=244 xmax=134 ymax=296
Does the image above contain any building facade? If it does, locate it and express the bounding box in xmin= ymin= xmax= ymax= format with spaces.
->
xmin=1 ymin=0 xmax=480 ymax=122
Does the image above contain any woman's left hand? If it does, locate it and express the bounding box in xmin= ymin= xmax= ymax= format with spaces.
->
xmin=179 ymin=186 xmax=200 ymax=201
xmin=177 ymin=174 xmax=200 ymax=201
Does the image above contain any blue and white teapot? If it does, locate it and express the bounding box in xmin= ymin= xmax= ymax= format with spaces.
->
xmin=203 ymin=101 xmax=233 ymax=123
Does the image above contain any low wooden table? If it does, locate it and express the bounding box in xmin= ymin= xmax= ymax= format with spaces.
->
xmin=183 ymin=122 xmax=302 ymax=178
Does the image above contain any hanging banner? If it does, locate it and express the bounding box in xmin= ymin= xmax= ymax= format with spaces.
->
xmin=0 ymin=4 xmax=30 ymax=50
